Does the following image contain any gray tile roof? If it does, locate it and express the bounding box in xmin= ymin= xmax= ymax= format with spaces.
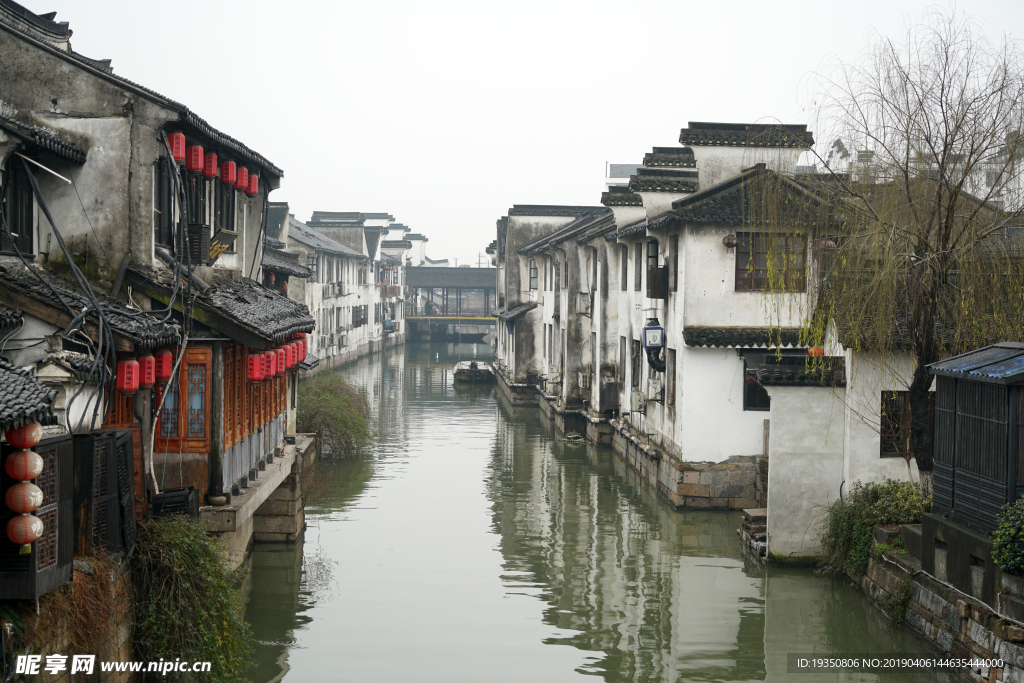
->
xmin=288 ymin=218 xmax=363 ymax=258
xmin=0 ymin=357 xmax=56 ymax=432
xmin=298 ymin=352 xmax=320 ymax=371
xmin=0 ymin=112 xmax=87 ymax=164
xmin=497 ymin=302 xmax=538 ymax=321
xmin=628 ymin=168 xmax=699 ymax=193
xmin=0 ymin=264 xmax=180 ymax=350
xmin=757 ymin=357 xmax=846 ymax=387
xmin=128 ymin=264 xmax=315 ymax=345
xmin=643 ymin=147 xmax=696 ymax=168
xmin=0 ymin=302 xmax=22 ymax=329
xmin=262 ymin=249 xmax=311 ymax=278
xmin=518 ymin=209 xmax=612 ymax=255
xmin=679 ymin=121 xmax=814 ymax=148
xmin=601 ymin=186 xmax=643 ymax=207
xmin=683 ymin=326 xmax=804 ymax=348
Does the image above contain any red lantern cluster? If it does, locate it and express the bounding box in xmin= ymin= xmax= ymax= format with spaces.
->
xmin=117 ymin=359 xmax=140 ymax=395
xmin=235 ymin=167 xmax=249 ymax=192
xmin=221 ymin=160 xmax=237 ymax=186
xmin=167 ymin=132 xmax=186 ymax=163
xmin=203 ymin=152 xmax=218 ymax=178
xmin=4 ymin=422 xmax=44 ymax=554
xmin=155 ymin=350 xmax=174 ymax=383
xmin=139 ymin=354 xmax=156 ymax=389
xmin=186 ymin=145 xmax=204 ymax=174
xmin=246 ymin=174 xmax=259 ymax=198
xmin=246 ymin=351 xmax=264 ymax=381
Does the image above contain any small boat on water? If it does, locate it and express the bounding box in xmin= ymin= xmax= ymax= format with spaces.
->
xmin=453 ymin=360 xmax=494 ymax=383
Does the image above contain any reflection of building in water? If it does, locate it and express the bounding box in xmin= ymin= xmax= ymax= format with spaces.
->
xmin=490 ymin=399 xmax=767 ymax=681
xmin=245 ymin=539 xmax=312 ymax=682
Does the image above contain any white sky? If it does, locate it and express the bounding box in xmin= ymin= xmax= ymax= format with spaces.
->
xmin=31 ymin=0 xmax=1024 ymax=267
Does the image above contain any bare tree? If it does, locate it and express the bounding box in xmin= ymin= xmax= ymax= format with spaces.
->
xmin=771 ymin=10 xmax=1024 ymax=485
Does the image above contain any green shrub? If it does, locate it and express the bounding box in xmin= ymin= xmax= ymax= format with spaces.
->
xmin=132 ymin=516 xmax=253 ymax=682
xmin=819 ymin=479 xmax=931 ymax=577
xmin=296 ymin=372 xmax=372 ymax=457
xmin=993 ymin=498 xmax=1024 ymax=575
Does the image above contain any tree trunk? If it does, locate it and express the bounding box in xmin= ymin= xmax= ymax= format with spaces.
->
xmin=909 ymin=280 xmax=940 ymax=475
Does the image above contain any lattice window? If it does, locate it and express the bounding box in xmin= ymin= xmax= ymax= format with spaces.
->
xmin=35 ymin=508 xmax=57 ymax=570
xmin=36 ymin=447 xmax=58 ymax=507
xmin=735 ymin=233 xmax=806 ymax=292
xmin=187 ymin=363 xmax=207 ymax=438
xmin=159 ymin=377 xmax=179 ymax=438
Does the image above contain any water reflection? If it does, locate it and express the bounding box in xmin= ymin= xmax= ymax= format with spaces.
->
xmin=245 ymin=343 xmax=950 ymax=683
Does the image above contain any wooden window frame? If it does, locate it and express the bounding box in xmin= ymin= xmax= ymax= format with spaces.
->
xmin=735 ymin=232 xmax=807 ymax=293
xmin=669 ymin=235 xmax=679 ymax=292
xmin=155 ymin=348 xmax=212 ymax=453
xmin=742 ymin=360 xmax=771 ymax=411
xmin=1 ymin=160 xmax=34 ymax=255
xmin=529 ymin=258 xmax=538 ymax=291
xmin=153 ymin=157 xmax=174 ymax=249
xmin=620 ymin=245 xmax=628 ymax=292
xmin=634 ymin=243 xmax=642 ymax=292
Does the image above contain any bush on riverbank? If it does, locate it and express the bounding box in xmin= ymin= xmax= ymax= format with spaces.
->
xmin=993 ymin=498 xmax=1024 ymax=575
xmin=819 ymin=479 xmax=931 ymax=577
xmin=132 ymin=516 xmax=253 ymax=682
xmin=297 ymin=372 xmax=372 ymax=457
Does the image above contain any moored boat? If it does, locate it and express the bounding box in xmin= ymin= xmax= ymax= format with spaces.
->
xmin=453 ymin=360 xmax=494 ymax=383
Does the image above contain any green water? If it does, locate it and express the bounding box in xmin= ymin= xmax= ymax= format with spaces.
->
xmin=244 ymin=343 xmax=953 ymax=682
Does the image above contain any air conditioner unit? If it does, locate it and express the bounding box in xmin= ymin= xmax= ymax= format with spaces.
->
xmin=341 ymin=334 xmax=348 ymax=348
xmin=630 ymin=390 xmax=647 ymax=413
xmin=576 ymin=291 xmax=592 ymax=317
xmin=577 ymin=371 xmax=590 ymax=389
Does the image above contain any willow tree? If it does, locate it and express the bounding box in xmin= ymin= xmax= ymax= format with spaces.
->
xmin=770 ymin=11 xmax=1024 ymax=485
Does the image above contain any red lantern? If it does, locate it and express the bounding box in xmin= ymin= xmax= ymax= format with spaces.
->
xmin=247 ymin=352 xmax=264 ymax=381
xmin=289 ymin=343 xmax=297 ymax=367
xmin=246 ymin=174 xmax=259 ymax=197
xmin=203 ymin=151 xmax=218 ymax=178
xmin=268 ymin=272 xmax=275 ymax=285
xmin=282 ymin=280 xmax=288 ymax=293
xmin=235 ymin=167 xmax=249 ymax=192
xmin=5 ymin=482 xmax=43 ymax=514
xmin=265 ymin=350 xmax=276 ymax=378
xmin=220 ymin=160 xmax=237 ymax=185
xmin=116 ymin=358 xmax=139 ymax=395
xmin=7 ymin=514 xmax=43 ymax=548
xmin=276 ymin=348 xmax=286 ymax=373
xmin=5 ymin=421 xmax=41 ymax=450
xmin=5 ymin=450 xmax=43 ymax=481
xmin=139 ymin=354 xmax=156 ymax=388
xmin=299 ymin=339 xmax=306 ymax=361
xmin=186 ymin=145 xmax=203 ymax=174
xmin=154 ymin=350 xmax=174 ymax=383
xmin=167 ymin=132 xmax=186 ymax=163
xmin=808 ymin=347 xmax=825 ymax=357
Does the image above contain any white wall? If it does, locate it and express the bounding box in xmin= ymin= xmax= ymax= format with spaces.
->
xmin=765 ymin=385 xmax=846 ymax=558
xmin=843 ymin=349 xmax=922 ymax=487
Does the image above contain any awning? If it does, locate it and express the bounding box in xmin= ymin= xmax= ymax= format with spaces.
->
xmin=497 ymin=302 xmax=538 ymax=322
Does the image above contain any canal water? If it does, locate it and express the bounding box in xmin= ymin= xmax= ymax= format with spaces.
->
xmin=245 ymin=343 xmax=952 ymax=683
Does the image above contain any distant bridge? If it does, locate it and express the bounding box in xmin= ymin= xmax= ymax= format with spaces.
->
xmin=404 ymin=266 xmax=496 ymax=319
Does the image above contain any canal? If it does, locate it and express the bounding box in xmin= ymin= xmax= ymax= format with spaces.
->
xmin=245 ymin=342 xmax=953 ymax=683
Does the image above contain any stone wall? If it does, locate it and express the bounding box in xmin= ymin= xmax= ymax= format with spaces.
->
xmin=861 ymin=551 xmax=1024 ymax=681
xmin=610 ymin=419 xmax=766 ymax=510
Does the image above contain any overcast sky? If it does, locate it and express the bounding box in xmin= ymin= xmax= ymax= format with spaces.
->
xmin=33 ymin=0 xmax=1024 ymax=267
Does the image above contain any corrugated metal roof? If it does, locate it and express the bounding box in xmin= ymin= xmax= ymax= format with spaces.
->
xmin=929 ymin=343 xmax=1024 ymax=384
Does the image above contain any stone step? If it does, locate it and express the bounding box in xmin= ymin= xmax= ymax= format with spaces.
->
xmin=742 ymin=508 xmax=767 ymax=523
